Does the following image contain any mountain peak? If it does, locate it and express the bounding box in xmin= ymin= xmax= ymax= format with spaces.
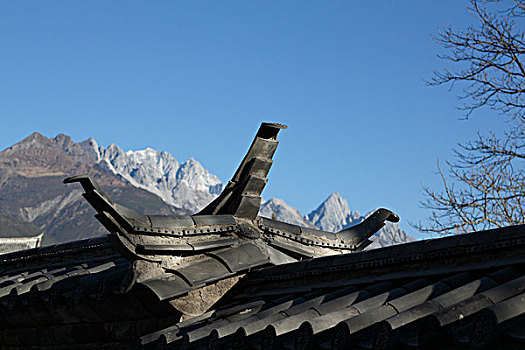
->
xmin=98 ymin=145 xmax=222 ymax=212
xmin=175 ymin=158 xmax=223 ymax=200
xmin=260 ymin=198 xmax=313 ymax=227
xmin=78 ymin=137 xmax=102 ymax=162
xmin=28 ymin=131 xmax=46 ymax=140
xmin=182 ymin=157 xmax=201 ymax=168
xmin=265 ymin=198 xmax=287 ymax=206
xmin=54 ymin=133 xmax=72 ymax=142
xmin=1 ymin=132 xmax=96 ymax=168
xmin=52 ymin=133 xmax=76 ymax=153
xmin=307 ymin=193 xmax=361 ymax=232
xmin=324 ymin=192 xmax=345 ymax=205
xmin=18 ymin=131 xmax=49 ymax=146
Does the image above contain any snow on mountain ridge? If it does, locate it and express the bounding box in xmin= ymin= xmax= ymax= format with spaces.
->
xmin=308 ymin=194 xmax=414 ymax=248
xmin=72 ymin=138 xmax=223 ymax=213
xmin=259 ymin=198 xmax=313 ymax=227
xmin=51 ymin=134 xmax=413 ymax=247
xmin=103 ymin=146 xmax=222 ymax=212
xmin=368 ymin=221 xmax=415 ymax=249
xmin=260 ymin=193 xmax=414 ymax=248
xmin=307 ymin=193 xmax=362 ymax=232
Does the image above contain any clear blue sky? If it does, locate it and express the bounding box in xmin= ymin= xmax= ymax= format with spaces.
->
xmin=0 ymin=1 xmax=507 ymax=239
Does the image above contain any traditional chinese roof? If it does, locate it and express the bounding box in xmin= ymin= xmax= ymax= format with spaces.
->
xmin=0 ymin=225 xmax=524 ymax=349
xmin=1 ymin=122 xmax=524 ymax=350
xmin=136 ymin=224 xmax=525 ymax=350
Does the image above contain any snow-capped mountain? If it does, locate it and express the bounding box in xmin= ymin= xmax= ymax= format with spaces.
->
xmin=5 ymin=132 xmax=414 ymax=247
xmin=306 ymin=193 xmax=362 ymax=232
xmin=78 ymin=139 xmax=223 ymax=213
xmin=260 ymin=198 xmax=313 ymax=227
xmin=368 ymin=221 xmax=414 ymax=249
xmin=260 ymin=193 xmax=414 ymax=248
xmin=308 ymin=194 xmax=414 ymax=248
xmin=81 ymin=138 xmax=414 ymax=248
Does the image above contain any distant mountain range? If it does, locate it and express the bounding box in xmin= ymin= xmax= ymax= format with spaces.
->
xmin=80 ymin=138 xmax=224 ymax=213
xmin=260 ymin=193 xmax=413 ymax=249
xmin=0 ymin=132 xmax=414 ymax=248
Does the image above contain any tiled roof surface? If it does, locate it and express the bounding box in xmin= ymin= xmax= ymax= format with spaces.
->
xmin=0 ymin=225 xmax=524 ymax=349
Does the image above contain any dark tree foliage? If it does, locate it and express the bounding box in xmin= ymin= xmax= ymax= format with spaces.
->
xmin=417 ymin=0 xmax=525 ymax=234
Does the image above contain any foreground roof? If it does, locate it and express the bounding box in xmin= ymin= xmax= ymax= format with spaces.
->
xmin=0 ymin=224 xmax=525 ymax=350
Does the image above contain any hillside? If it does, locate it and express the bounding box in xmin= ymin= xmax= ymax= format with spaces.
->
xmin=0 ymin=133 xmax=186 ymax=245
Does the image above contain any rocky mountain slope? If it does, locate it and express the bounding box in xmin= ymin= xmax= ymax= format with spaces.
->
xmin=261 ymin=193 xmax=414 ymax=248
xmin=0 ymin=133 xmax=186 ymax=245
xmin=0 ymin=214 xmax=41 ymax=238
xmin=307 ymin=193 xmax=363 ymax=232
xmin=260 ymin=198 xmax=314 ymax=227
xmin=0 ymin=132 xmax=414 ymax=248
xmin=91 ymin=141 xmax=223 ymax=212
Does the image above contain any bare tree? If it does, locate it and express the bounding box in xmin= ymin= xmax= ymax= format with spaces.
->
xmin=429 ymin=0 xmax=525 ymax=120
xmin=417 ymin=0 xmax=525 ymax=234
